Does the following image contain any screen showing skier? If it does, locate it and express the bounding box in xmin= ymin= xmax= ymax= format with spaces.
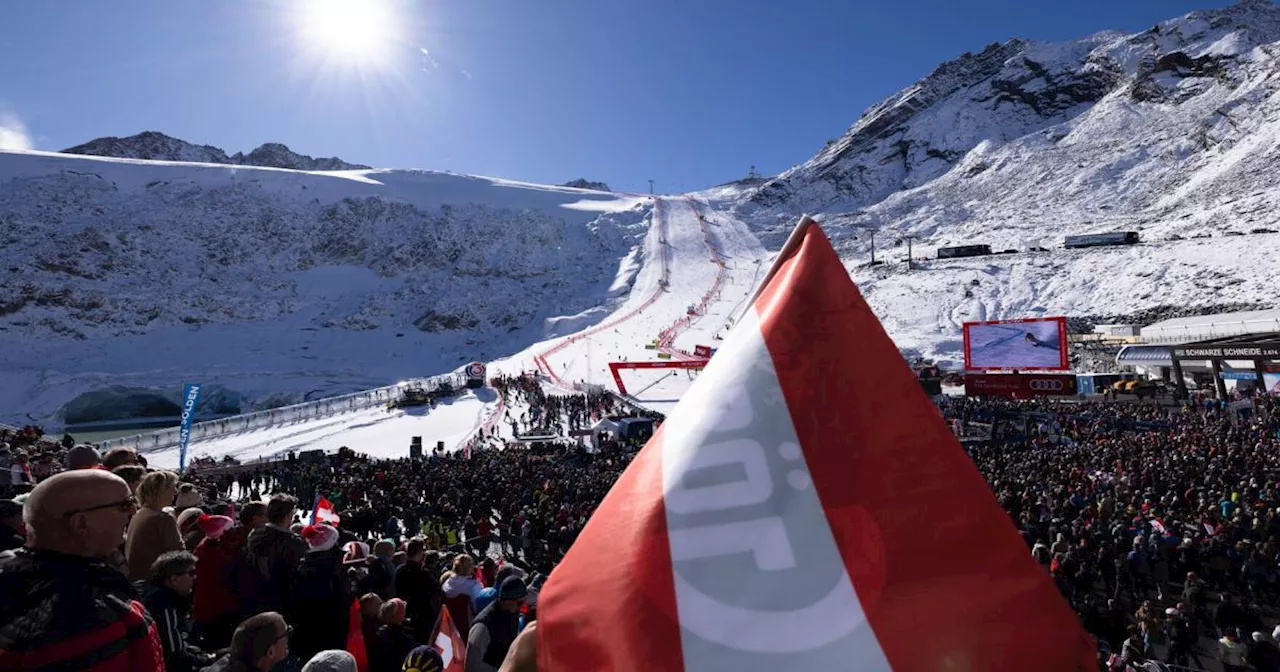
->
xmin=963 ymin=316 xmax=1069 ymax=371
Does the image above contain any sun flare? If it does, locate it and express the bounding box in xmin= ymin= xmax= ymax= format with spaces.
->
xmin=295 ymin=0 xmax=399 ymax=68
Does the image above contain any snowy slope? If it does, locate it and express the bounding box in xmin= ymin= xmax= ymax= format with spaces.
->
xmin=0 ymin=148 xmax=650 ymax=424
xmin=718 ymin=0 xmax=1280 ymax=364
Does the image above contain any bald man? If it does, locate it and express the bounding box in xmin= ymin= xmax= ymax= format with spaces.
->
xmin=0 ymin=470 xmax=167 ymax=671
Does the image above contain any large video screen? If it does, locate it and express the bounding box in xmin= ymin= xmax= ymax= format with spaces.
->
xmin=963 ymin=316 xmax=1068 ymax=371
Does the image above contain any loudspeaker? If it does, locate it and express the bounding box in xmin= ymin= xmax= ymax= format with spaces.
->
xmin=411 ymin=436 xmax=423 ymax=447
xmin=436 ymin=440 xmax=444 ymax=451
xmin=410 ymin=444 xmax=422 ymax=460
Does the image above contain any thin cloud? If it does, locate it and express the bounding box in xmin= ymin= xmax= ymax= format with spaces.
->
xmin=0 ymin=110 xmax=33 ymax=151
xmin=418 ymin=46 xmax=470 ymax=81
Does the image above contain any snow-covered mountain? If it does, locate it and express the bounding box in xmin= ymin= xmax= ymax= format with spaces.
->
xmin=8 ymin=0 xmax=1280 ymax=427
xmin=0 ymin=149 xmax=649 ymax=424
xmin=62 ymin=131 xmax=371 ymax=171
xmin=717 ymin=0 xmax=1280 ymax=360
xmin=560 ymin=179 xmax=612 ymax=192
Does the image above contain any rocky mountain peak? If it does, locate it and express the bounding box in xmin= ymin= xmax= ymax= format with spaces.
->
xmin=560 ymin=178 xmax=612 ymax=192
xmin=61 ymin=132 xmax=369 ymax=171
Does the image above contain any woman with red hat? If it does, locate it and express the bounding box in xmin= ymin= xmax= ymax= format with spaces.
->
xmin=191 ymin=514 xmax=239 ymax=649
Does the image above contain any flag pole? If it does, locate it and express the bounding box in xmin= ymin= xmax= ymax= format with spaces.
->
xmin=741 ymin=214 xmax=817 ymax=320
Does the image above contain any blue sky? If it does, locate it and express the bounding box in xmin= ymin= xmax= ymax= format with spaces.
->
xmin=0 ymin=0 xmax=1240 ymax=193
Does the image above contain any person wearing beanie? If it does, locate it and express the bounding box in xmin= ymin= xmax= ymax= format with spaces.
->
xmin=401 ymin=645 xmax=444 ymax=672
xmin=65 ymin=444 xmax=103 ymax=470
xmin=372 ymin=598 xmax=415 ymax=672
xmin=302 ymin=649 xmax=358 ymax=672
xmin=466 ymin=576 xmax=526 ymax=672
xmin=174 ymin=483 xmax=204 ymax=511
xmin=176 ymin=507 xmax=205 ymax=550
xmin=287 ymin=524 xmax=350 ymax=662
xmin=192 ymin=514 xmax=240 ymax=649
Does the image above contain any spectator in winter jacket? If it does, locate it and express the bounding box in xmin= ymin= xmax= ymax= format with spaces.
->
xmin=192 ymin=513 xmax=240 ymax=648
xmin=467 ymin=576 xmax=526 ymax=672
xmin=142 ymin=550 xmax=215 ymax=672
xmin=395 ymin=539 xmax=443 ymax=643
xmin=0 ymin=470 xmax=166 ymax=671
xmin=125 ymin=469 xmax=183 ymax=581
xmin=444 ymin=553 xmax=483 ymax=606
xmin=1221 ymin=628 xmax=1250 ymax=672
xmin=371 ymin=598 xmax=415 ymax=672
xmin=0 ymin=498 xmax=25 ymax=552
xmin=365 ymin=539 xmax=397 ymax=599
xmin=243 ymin=494 xmax=307 ymax=615
xmin=203 ymin=611 xmax=292 ymax=672
xmin=287 ymin=524 xmax=350 ymax=662
xmin=1251 ymin=632 xmax=1280 ymax=672
xmin=358 ymin=593 xmax=383 ymax=652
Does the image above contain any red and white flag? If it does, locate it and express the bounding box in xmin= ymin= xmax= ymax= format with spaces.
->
xmin=537 ymin=217 xmax=1095 ymax=671
xmin=432 ymin=605 xmax=466 ymax=672
xmin=312 ymin=496 xmax=340 ymax=526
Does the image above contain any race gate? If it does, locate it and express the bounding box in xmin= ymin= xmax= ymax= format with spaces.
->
xmin=608 ymin=359 xmax=708 ymax=396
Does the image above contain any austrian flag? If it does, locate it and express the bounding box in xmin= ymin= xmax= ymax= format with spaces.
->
xmin=537 ymin=217 xmax=1095 ymax=670
xmin=312 ymin=496 xmax=340 ymax=527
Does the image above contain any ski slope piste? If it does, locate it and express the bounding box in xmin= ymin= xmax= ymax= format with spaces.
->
xmin=127 ymin=195 xmax=769 ymax=469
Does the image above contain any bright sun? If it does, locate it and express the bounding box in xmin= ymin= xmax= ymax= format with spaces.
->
xmin=295 ymin=0 xmax=399 ymax=68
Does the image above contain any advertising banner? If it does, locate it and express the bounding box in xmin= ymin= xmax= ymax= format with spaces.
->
xmin=964 ymin=373 xmax=1077 ymax=397
xmin=178 ymin=383 xmax=202 ymax=472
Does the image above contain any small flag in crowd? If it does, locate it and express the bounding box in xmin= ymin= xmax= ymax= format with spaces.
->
xmin=313 ymin=495 xmax=340 ymax=526
xmin=432 ymin=605 xmax=466 ymax=672
xmin=345 ymin=598 xmax=368 ymax=672
xmin=536 ymin=216 xmax=1095 ymax=671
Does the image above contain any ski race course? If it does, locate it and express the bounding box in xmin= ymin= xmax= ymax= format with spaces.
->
xmin=155 ymin=196 xmax=769 ymax=469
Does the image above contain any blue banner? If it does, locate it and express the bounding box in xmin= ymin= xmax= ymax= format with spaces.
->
xmin=178 ymin=383 xmax=202 ymax=472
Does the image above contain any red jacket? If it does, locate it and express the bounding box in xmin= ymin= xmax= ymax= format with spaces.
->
xmin=0 ymin=549 xmax=166 ymax=672
xmin=192 ymin=537 xmax=238 ymax=625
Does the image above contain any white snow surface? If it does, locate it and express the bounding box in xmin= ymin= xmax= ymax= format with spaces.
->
xmin=8 ymin=0 xmax=1280 ymax=464
xmin=0 ymin=148 xmax=650 ymax=425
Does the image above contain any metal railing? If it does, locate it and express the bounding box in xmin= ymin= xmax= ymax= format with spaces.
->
xmin=99 ymin=373 xmax=465 ymax=454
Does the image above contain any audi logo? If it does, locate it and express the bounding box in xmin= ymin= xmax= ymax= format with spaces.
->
xmin=1029 ymin=379 xmax=1066 ymax=391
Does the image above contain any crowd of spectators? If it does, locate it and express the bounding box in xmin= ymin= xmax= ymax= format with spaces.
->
xmin=942 ymin=392 xmax=1280 ymax=671
xmin=6 ymin=377 xmax=1280 ymax=671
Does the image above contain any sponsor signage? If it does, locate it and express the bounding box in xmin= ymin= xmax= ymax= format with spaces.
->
xmin=1220 ymin=370 xmax=1264 ymax=380
xmin=1172 ymin=343 xmax=1280 ymax=359
xmin=964 ymin=373 xmax=1077 ymax=398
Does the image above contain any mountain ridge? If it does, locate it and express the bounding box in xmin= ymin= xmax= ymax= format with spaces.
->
xmin=62 ymin=131 xmax=371 ymax=171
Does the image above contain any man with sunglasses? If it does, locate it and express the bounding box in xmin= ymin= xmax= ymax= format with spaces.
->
xmin=143 ymin=550 xmax=216 ymax=672
xmin=0 ymin=469 xmax=166 ymax=671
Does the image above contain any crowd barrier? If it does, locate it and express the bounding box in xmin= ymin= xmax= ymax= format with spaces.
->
xmin=99 ymin=373 xmax=465 ymax=455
